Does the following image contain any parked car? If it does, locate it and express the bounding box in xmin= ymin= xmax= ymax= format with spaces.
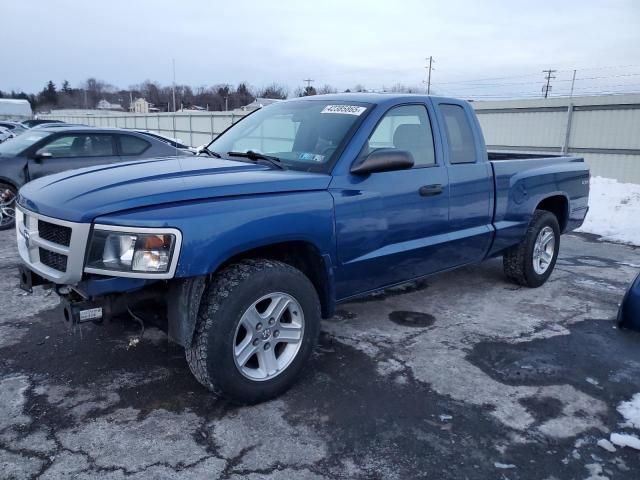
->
xmin=0 ymin=127 xmax=192 ymax=229
xmin=31 ymin=123 xmax=90 ymax=129
xmin=15 ymin=94 xmax=590 ymax=403
xmin=618 ymin=271 xmax=640 ymax=330
xmin=22 ymin=119 xmax=64 ymax=128
xmin=0 ymin=121 xmax=29 ymax=136
xmin=0 ymin=127 xmax=13 ymax=143
xmin=134 ymin=130 xmax=195 ymax=153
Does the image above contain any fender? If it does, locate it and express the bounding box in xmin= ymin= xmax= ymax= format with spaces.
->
xmin=167 ymin=276 xmax=207 ymax=347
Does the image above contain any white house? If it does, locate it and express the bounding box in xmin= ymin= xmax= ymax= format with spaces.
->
xmin=96 ymin=99 xmax=124 ymax=111
xmin=130 ymin=97 xmax=155 ymax=113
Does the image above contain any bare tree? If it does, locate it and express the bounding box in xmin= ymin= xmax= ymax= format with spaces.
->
xmin=259 ymin=83 xmax=288 ymax=99
xmin=316 ymin=84 xmax=337 ymax=95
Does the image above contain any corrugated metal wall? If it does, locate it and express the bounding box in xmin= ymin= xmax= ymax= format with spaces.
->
xmin=474 ymin=94 xmax=640 ymax=184
xmin=43 ymin=94 xmax=640 ymax=184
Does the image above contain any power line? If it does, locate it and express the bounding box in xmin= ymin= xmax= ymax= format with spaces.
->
xmin=434 ymin=65 xmax=640 ymax=87
xmin=434 ymin=72 xmax=640 ymax=90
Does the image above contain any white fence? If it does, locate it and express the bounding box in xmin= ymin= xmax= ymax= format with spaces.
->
xmin=42 ymin=93 xmax=640 ymax=184
xmin=41 ymin=110 xmax=247 ymax=148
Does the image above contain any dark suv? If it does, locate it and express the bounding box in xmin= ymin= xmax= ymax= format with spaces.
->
xmin=0 ymin=127 xmax=192 ymax=229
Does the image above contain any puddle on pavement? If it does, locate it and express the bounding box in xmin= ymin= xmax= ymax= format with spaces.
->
xmin=388 ymin=310 xmax=436 ymax=328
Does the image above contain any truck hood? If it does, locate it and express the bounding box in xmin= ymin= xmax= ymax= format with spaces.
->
xmin=18 ymin=156 xmax=332 ymax=223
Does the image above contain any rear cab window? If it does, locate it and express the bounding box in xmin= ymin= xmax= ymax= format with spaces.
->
xmin=439 ymin=104 xmax=477 ymax=164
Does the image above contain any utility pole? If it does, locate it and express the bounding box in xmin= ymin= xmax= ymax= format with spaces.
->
xmin=542 ymin=69 xmax=556 ymax=98
xmin=562 ymin=69 xmax=578 ymax=154
xmin=568 ymin=69 xmax=577 ymax=98
xmin=424 ymin=56 xmax=435 ymax=94
xmin=302 ymin=78 xmax=314 ymax=96
xmin=172 ymin=58 xmax=177 ymax=112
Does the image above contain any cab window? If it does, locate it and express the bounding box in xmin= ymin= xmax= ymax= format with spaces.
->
xmin=368 ymin=104 xmax=435 ymax=167
xmin=439 ymin=104 xmax=476 ymax=164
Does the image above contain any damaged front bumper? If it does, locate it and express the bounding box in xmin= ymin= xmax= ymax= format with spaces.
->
xmin=18 ymin=264 xmax=207 ymax=348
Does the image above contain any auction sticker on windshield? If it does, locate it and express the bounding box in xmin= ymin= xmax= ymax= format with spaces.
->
xmin=321 ymin=105 xmax=367 ymax=115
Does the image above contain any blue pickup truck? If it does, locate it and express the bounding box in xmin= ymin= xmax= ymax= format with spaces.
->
xmin=15 ymin=94 xmax=589 ymax=403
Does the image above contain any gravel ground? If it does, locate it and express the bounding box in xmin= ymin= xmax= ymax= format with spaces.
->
xmin=1 ymin=228 xmax=639 ymax=479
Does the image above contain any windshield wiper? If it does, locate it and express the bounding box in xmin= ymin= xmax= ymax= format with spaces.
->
xmin=227 ymin=150 xmax=286 ymax=170
xmin=197 ymin=145 xmax=222 ymax=158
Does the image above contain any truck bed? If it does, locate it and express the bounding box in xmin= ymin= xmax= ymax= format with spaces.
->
xmin=489 ymin=151 xmax=566 ymax=161
xmin=487 ymin=153 xmax=590 ymax=257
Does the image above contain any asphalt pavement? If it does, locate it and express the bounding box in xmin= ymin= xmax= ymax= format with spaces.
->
xmin=1 ymin=229 xmax=639 ymax=479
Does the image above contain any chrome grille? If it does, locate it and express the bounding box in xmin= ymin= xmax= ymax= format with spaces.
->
xmin=16 ymin=207 xmax=91 ymax=284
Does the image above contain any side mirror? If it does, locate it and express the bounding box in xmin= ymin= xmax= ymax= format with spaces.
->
xmin=351 ymin=148 xmax=414 ymax=175
xmin=33 ymin=149 xmax=53 ymax=161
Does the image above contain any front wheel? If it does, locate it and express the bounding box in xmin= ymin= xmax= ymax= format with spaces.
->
xmin=503 ymin=210 xmax=561 ymax=288
xmin=0 ymin=183 xmax=17 ymax=230
xmin=185 ymin=259 xmax=320 ymax=404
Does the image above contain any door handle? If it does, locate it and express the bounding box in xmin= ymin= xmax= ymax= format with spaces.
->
xmin=419 ymin=184 xmax=443 ymax=197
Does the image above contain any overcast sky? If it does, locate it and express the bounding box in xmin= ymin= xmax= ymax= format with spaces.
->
xmin=3 ymin=0 xmax=640 ymax=98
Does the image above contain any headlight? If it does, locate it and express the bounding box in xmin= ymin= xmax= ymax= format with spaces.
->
xmin=85 ymin=227 xmax=180 ymax=276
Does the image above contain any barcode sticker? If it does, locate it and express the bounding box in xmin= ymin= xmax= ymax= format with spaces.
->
xmin=321 ymin=105 xmax=367 ymax=116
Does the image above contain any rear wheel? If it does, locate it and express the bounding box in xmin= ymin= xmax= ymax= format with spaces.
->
xmin=0 ymin=183 xmax=17 ymax=230
xmin=185 ymin=259 xmax=320 ymax=404
xmin=503 ymin=210 xmax=560 ymax=287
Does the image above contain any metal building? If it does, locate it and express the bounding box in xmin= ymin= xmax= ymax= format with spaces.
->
xmin=473 ymin=94 xmax=640 ymax=184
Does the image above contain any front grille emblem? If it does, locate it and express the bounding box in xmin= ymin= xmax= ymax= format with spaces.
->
xmin=20 ymin=228 xmax=31 ymax=248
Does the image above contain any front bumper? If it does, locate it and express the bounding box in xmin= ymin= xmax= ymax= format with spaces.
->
xmin=16 ymin=206 xmax=91 ymax=285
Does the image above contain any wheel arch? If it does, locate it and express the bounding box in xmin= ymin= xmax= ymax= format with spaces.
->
xmin=0 ymin=176 xmax=19 ymax=190
xmin=168 ymin=239 xmax=335 ymax=349
xmin=536 ymin=194 xmax=569 ymax=233
xmin=218 ymin=240 xmax=335 ymax=319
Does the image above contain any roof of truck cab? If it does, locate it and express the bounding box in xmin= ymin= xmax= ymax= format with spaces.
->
xmin=285 ymin=92 xmax=459 ymax=105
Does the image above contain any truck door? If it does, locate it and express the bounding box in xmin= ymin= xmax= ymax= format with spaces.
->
xmin=27 ymin=133 xmax=119 ymax=181
xmin=434 ymin=101 xmax=494 ymax=266
xmin=330 ymin=103 xmax=450 ymax=299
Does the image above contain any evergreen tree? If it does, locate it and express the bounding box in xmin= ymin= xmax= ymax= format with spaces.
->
xmin=41 ymin=80 xmax=58 ymax=105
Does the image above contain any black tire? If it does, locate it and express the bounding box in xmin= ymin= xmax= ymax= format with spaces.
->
xmin=185 ymin=258 xmax=321 ymax=404
xmin=0 ymin=182 xmax=17 ymax=231
xmin=503 ymin=210 xmax=561 ymax=288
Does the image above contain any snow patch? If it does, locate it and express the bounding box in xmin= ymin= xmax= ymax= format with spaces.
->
xmin=617 ymin=392 xmax=640 ymax=429
xmin=610 ymin=432 xmax=640 ymax=450
xmin=596 ymin=438 xmax=616 ymax=453
xmin=577 ymin=177 xmax=640 ymax=246
xmin=494 ymin=462 xmax=516 ymax=469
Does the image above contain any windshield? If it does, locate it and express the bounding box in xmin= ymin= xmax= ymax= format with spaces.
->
xmin=0 ymin=131 xmax=50 ymax=157
xmin=207 ymin=100 xmax=371 ymax=172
